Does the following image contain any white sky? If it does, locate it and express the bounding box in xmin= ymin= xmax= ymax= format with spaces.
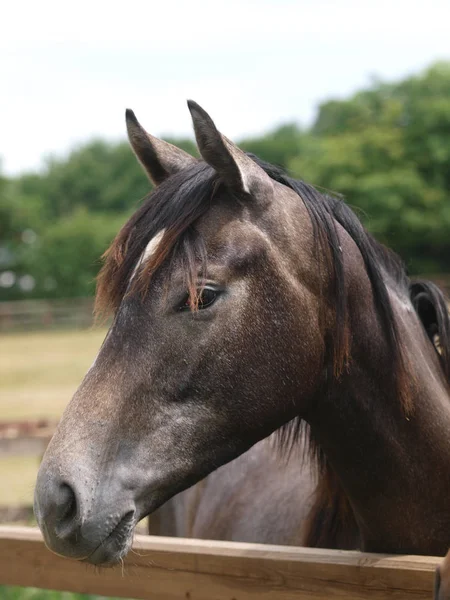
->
xmin=1 ymin=0 xmax=449 ymax=175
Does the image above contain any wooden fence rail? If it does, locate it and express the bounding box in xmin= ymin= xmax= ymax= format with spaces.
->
xmin=0 ymin=526 xmax=441 ymax=599
xmin=0 ymin=298 xmax=95 ymax=332
xmin=0 ymin=419 xmax=57 ymax=458
xmin=0 ymin=432 xmax=52 ymax=458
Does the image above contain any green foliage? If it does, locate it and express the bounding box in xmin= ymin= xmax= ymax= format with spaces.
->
xmin=0 ymin=61 xmax=449 ymax=301
xmin=241 ymin=123 xmax=307 ymax=169
xmin=20 ymin=209 xmax=127 ymax=300
xmin=16 ymin=141 xmax=149 ymax=218
xmin=0 ymin=587 xmax=132 ymax=600
xmin=290 ymin=62 xmax=450 ymax=274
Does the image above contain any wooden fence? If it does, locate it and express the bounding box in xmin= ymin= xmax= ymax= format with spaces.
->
xmin=0 ymin=421 xmax=56 ymax=523
xmin=0 ymin=433 xmax=51 ymax=458
xmin=0 ymin=419 xmax=57 ymax=458
xmin=0 ymin=526 xmax=441 ymax=599
xmin=0 ymin=298 xmax=95 ymax=332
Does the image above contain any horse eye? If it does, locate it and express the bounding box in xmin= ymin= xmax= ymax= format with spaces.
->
xmin=179 ymin=288 xmax=218 ymax=311
xmin=198 ymin=288 xmax=218 ymax=309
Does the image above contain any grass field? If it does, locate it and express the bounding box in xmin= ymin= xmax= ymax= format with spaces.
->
xmin=0 ymin=327 xmax=107 ymax=508
xmin=1 ymin=328 xmax=107 ymax=420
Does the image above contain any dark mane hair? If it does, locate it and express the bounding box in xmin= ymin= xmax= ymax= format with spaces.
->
xmin=96 ymin=151 xmax=450 ymax=549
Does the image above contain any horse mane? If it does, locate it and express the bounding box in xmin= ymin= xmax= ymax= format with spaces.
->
xmin=96 ymin=152 xmax=450 ymax=549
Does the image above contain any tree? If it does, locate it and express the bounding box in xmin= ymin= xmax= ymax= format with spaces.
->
xmin=241 ymin=123 xmax=306 ymax=170
xmin=290 ymin=62 xmax=450 ymax=273
xmin=22 ymin=209 xmax=127 ymax=299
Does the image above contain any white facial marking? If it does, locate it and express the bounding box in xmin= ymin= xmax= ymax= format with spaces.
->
xmin=130 ymin=229 xmax=166 ymax=281
xmin=89 ymin=229 xmax=166 ymax=375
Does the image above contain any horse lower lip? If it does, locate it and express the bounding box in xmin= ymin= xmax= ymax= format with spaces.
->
xmin=84 ymin=530 xmax=132 ymax=566
xmin=84 ymin=544 xmax=127 ymax=566
xmin=84 ymin=512 xmax=135 ymax=565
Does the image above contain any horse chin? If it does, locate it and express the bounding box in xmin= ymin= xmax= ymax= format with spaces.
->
xmin=82 ymin=527 xmax=134 ymax=567
xmin=82 ymin=513 xmax=136 ymax=566
xmin=83 ymin=494 xmax=165 ymax=566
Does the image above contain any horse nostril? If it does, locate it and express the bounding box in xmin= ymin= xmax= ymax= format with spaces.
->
xmin=55 ymin=483 xmax=78 ymax=529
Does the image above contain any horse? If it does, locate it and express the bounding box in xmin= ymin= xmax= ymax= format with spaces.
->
xmin=34 ymin=101 xmax=450 ymax=566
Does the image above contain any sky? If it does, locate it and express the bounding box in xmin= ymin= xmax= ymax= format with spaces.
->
xmin=1 ymin=0 xmax=449 ymax=175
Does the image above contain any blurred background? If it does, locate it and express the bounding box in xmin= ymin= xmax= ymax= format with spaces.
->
xmin=1 ymin=0 xmax=449 ymax=597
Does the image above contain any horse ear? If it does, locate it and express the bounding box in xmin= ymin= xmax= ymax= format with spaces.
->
xmin=187 ymin=100 xmax=273 ymax=202
xmin=125 ymin=109 xmax=196 ymax=186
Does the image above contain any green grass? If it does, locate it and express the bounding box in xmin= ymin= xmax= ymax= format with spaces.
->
xmin=0 ymin=456 xmax=41 ymax=507
xmin=0 ymin=328 xmax=107 ymax=508
xmin=0 ymin=328 xmax=107 ymax=420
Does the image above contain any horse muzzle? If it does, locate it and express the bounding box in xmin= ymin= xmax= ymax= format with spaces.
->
xmin=34 ymin=463 xmax=137 ymax=565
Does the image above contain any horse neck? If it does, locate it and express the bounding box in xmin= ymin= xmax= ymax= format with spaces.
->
xmin=307 ymin=274 xmax=450 ymax=555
